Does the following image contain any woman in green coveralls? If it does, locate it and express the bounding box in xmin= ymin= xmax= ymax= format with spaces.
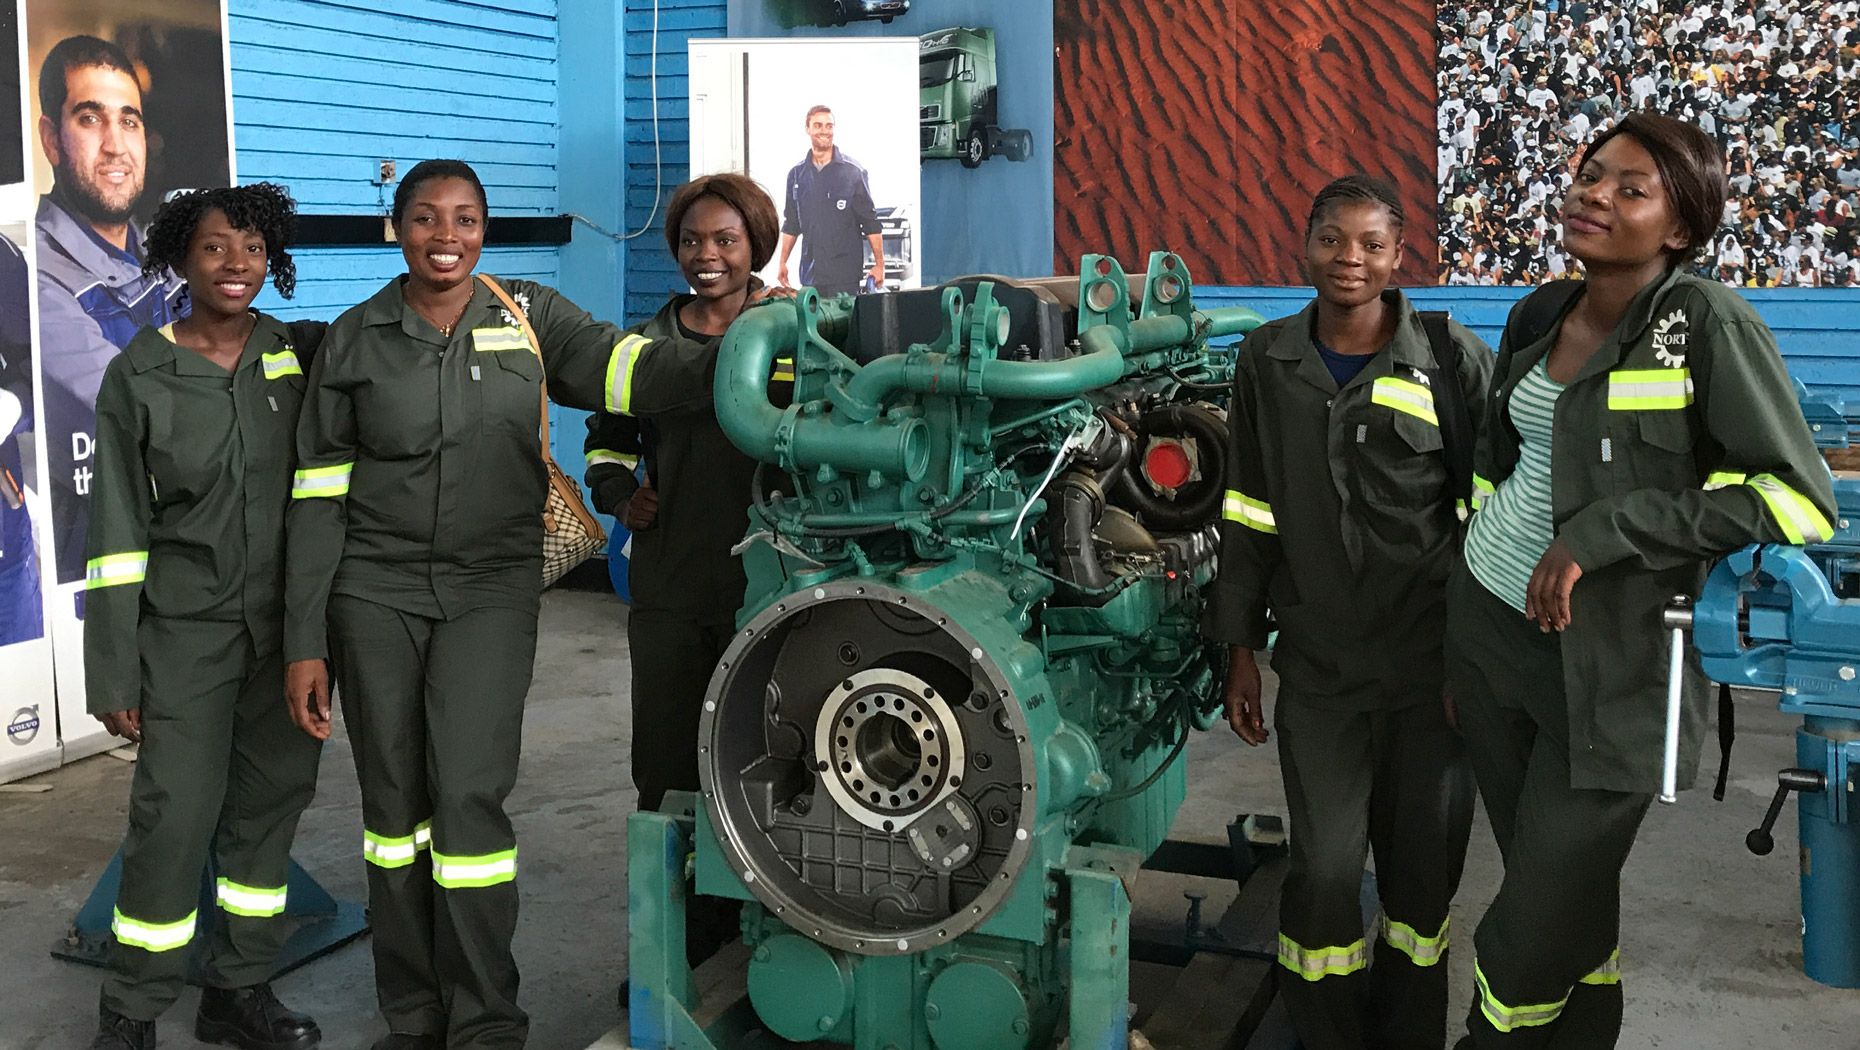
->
xmin=1207 ymin=176 xmax=1491 ymax=1050
xmin=85 ymin=184 xmax=325 ymax=1050
xmin=1450 ymin=115 xmax=1837 ymax=1048
xmin=280 ymin=159 xmax=720 ymax=1050
xmin=581 ymin=173 xmax=795 ymax=971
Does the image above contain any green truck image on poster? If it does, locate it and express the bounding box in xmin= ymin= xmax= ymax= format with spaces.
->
xmin=920 ymin=27 xmax=1032 ymax=168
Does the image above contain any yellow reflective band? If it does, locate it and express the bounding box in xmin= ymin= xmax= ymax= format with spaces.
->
xmin=1471 ymin=473 xmax=1495 ymax=512
xmin=1579 ymin=948 xmax=1622 ymax=986
xmin=261 ymin=349 xmax=303 ymax=379
xmin=1474 ymin=962 xmax=1567 ymax=1033
xmin=1380 ymin=914 xmax=1450 ymax=967
xmin=1222 ymin=489 xmax=1277 ymax=534
xmin=1371 ymin=376 xmax=1439 ymax=426
xmin=85 ymin=551 xmax=148 ymax=590
xmin=604 ymin=333 xmax=652 ymax=415
xmin=112 ymin=908 xmax=197 ymax=952
xmin=362 ymin=820 xmax=433 ymax=869
xmin=291 ymin=462 xmax=353 ymax=500
xmin=1703 ymin=471 xmax=1747 ymax=491
xmin=1277 ymin=932 xmax=1367 ymax=981
xmin=585 ymin=449 xmax=640 ymax=470
xmin=1748 ymin=474 xmax=1835 ymax=545
xmin=471 ymin=326 xmax=530 ymax=353
xmin=215 ymin=878 xmax=288 ymax=918
xmin=1607 ymin=368 xmax=1693 ymax=410
xmin=772 ymin=355 xmax=795 ymax=383
xmin=431 ymin=847 xmax=518 ymax=889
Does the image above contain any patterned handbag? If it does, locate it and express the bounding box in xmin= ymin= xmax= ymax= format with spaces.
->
xmin=477 ymin=275 xmax=607 ymax=587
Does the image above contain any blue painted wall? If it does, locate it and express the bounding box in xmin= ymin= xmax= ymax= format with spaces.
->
xmin=622 ymin=0 xmax=729 ymax=323
xmin=229 ymin=0 xmax=565 ymax=321
xmin=1196 ymin=284 xmax=1860 ymax=406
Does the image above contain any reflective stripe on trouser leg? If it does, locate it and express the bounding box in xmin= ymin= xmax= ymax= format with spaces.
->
xmin=330 ymin=595 xmax=446 ymax=1035
xmin=424 ymin=603 xmax=539 ymax=1046
xmin=200 ymin=645 xmax=326 ymax=991
xmin=431 ymin=846 xmax=518 ymax=888
xmin=1273 ymin=697 xmax=1380 ymax=1050
xmin=1381 ymin=914 xmax=1450 ymax=967
xmin=1474 ymin=951 xmax=1622 ymax=1034
xmin=104 ymin=617 xmax=249 ymax=1021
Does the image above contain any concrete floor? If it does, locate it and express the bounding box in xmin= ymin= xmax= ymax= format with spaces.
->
xmin=3 ymin=580 xmax=1859 ymax=1049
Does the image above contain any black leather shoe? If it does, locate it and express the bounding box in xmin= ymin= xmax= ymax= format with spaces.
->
xmin=370 ymin=1034 xmax=443 ymax=1050
xmin=195 ymin=983 xmax=321 ymax=1050
xmin=91 ymin=1003 xmax=155 ymax=1050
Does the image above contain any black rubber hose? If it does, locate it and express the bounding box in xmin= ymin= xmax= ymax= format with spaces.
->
xmin=1045 ymin=474 xmax=1115 ymax=602
xmin=1111 ymin=404 xmax=1227 ymax=530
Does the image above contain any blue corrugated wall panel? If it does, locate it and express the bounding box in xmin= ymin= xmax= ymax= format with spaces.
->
xmin=1196 ymin=285 xmax=1860 ymax=407
xmin=622 ymin=0 xmax=727 ymax=323
xmin=227 ymin=0 xmax=563 ymax=322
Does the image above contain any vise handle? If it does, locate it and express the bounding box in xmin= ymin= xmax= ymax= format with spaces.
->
xmin=1747 ymin=768 xmax=1827 ymax=856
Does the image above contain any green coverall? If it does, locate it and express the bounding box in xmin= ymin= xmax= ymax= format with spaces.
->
xmin=285 ymin=276 xmax=653 ymax=1047
xmin=582 ymin=294 xmax=793 ymax=812
xmin=1452 ymin=269 xmax=1837 ymax=1047
xmin=85 ymin=317 xmax=326 ymax=1020
xmin=1205 ymin=292 xmax=1492 ymax=1050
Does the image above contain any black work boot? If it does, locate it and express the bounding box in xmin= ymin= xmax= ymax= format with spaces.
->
xmin=91 ymin=1002 xmax=155 ymax=1050
xmin=195 ymin=983 xmax=321 ymax=1050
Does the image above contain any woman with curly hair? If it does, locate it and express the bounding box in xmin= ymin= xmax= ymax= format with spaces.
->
xmin=85 ymin=182 xmax=328 ymax=1050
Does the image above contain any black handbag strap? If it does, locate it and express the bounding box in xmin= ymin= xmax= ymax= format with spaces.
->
xmin=1420 ymin=312 xmax=1473 ymax=515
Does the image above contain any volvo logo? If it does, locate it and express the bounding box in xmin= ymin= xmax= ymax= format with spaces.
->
xmin=7 ymin=706 xmax=40 ymax=746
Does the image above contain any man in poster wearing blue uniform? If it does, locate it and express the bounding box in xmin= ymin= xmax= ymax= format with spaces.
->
xmin=777 ymin=104 xmax=885 ymax=296
xmin=33 ymin=35 xmax=185 ymax=585
xmin=0 ymin=233 xmax=43 ymax=648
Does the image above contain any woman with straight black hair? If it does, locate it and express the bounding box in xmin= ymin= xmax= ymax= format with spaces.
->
xmin=1450 ymin=114 xmax=1836 ymax=1048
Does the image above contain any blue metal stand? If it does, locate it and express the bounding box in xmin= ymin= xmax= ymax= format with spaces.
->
xmin=50 ymin=850 xmax=369 ymax=978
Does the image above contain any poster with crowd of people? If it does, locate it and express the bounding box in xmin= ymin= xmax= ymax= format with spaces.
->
xmin=1438 ymin=0 xmax=1860 ymax=286
xmin=7 ymin=0 xmax=235 ymax=775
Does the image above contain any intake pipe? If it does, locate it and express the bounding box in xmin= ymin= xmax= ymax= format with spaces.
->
xmin=715 ymin=292 xmax=1263 ymax=484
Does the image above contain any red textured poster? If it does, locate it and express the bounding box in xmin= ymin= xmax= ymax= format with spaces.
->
xmin=1054 ymin=0 xmax=1437 ymax=286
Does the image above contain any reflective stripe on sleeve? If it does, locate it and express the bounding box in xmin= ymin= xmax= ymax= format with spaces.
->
xmin=1747 ymin=474 xmax=1835 ymax=544
xmin=1277 ymin=932 xmax=1367 ymax=981
xmin=431 ymin=847 xmax=518 ymax=889
xmin=363 ymin=820 xmax=433 ymax=869
xmin=1474 ymin=962 xmax=1567 ymax=1032
xmin=604 ymin=334 xmax=652 ymax=415
xmin=85 ymin=551 xmax=148 ymax=590
xmin=1606 ymin=368 xmax=1693 ymax=410
xmin=1380 ymin=914 xmax=1449 ymax=967
xmin=112 ymin=908 xmax=197 ymax=952
xmin=1222 ymin=489 xmax=1278 ymax=534
xmin=291 ymin=462 xmax=354 ymax=500
xmin=1471 ymin=473 xmax=1495 ymax=512
xmin=772 ymin=355 xmax=795 ymax=383
xmin=1371 ymin=376 xmax=1439 ymax=426
xmin=215 ymin=878 xmax=288 ymax=918
xmin=585 ymin=449 xmax=640 ymax=471
xmin=261 ymin=350 xmax=303 ymax=379
xmin=1703 ymin=471 xmax=1747 ymax=491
